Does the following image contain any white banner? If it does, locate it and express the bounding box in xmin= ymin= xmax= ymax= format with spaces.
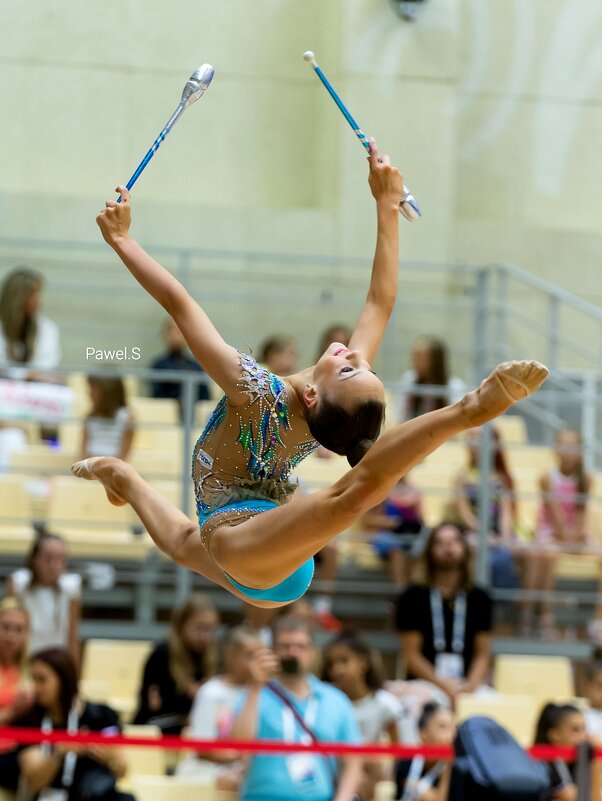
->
xmin=0 ymin=379 xmax=74 ymax=422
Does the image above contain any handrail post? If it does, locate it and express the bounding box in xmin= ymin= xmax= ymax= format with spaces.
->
xmin=476 ymin=424 xmax=493 ymax=586
xmin=175 ymin=374 xmax=195 ymax=603
xmin=473 ymin=268 xmax=489 ymax=384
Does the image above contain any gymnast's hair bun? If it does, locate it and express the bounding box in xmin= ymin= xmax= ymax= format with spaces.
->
xmin=346 ymin=438 xmax=375 ymax=468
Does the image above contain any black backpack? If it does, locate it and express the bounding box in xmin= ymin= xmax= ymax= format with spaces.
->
xmin=449 ymin=716 xmax=551 ymax=801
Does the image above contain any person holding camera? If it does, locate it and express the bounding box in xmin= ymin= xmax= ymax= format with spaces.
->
xmin=230 ymin=617 xmax=363 ymax=801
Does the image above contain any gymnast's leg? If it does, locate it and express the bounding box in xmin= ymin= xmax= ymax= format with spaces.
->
xmin=208 ymin=361 xmax=548 ymax=588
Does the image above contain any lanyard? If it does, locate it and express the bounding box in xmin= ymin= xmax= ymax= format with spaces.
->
xmin=430 ymin=589 xmax=466 ymax=653
xmin=554 ymin=759 xmax=574 ymax=787
xmin=281 ymin=697 xmax=318 ymax=744
xmin=41 ymin=705 xmax=79 ymax=788
xmin=401 ymin=756 xmax=445 ymax=801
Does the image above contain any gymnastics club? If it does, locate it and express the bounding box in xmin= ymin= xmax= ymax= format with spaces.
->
xmin=117 ymin=64 xmax=214 ymax=202
xmin=303 ymin=52 xmax=421 ymax=221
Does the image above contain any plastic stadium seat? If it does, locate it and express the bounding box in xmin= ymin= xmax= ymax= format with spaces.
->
xmin=11 ymin=446 xmax=77 ymax=475
xmin=506 ymin=446 xmax=553 ymax=475
xmin=82 ymin=639 xmax=152 ymax=718
xmin=119 ymin=724 xmax=165 ymax=790
xmin=0 ymin=476 xmax=32 ymax=529
xmin=48 ymin=476 xmax=132 ymax=536
xmin=494 ymin=416 xmax=527 ymax=445
xmin=456 ymin=693 xmax=538 ymax=747
xmin=129 ymin=776 xmax=234 ymax=801
xmin=494 ymin=655 xmax=574 ymax=705
xmin=130 ymin=398 xmax=179 ymax=425
xmin=293 ymin=454 xmax=349 ymax=490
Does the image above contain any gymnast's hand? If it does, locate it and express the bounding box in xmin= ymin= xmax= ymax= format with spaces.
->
xmin=367 ymin=138 xmax=405 ymax=207
xmin=248 ymin=647 xmax=280 ymax=687
xmin=96 ymin=185 xmax=132 ymax=245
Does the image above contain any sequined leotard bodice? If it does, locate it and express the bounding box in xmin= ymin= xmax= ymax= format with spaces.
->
xmin=192 ymin=352 xmax=318 ymax=535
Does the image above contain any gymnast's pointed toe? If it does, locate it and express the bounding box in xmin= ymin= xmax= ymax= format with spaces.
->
xmin=494 ymin=360 xmax=549 ymax=402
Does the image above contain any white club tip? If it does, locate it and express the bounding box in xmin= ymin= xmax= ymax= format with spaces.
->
xmin=303 ymin=50 xmax=317 ymax=65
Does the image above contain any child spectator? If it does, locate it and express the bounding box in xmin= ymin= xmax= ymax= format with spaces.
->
xmin=534 ymin=702 xmax=600 ymax=800
xmin=398 ymin=337 xmax=465 ymax=421
xmin=0 ymin=598 xmax=32 ymax=726
xmin=133 ymin=593 xmax=219 ymax=733
xmin=258 ymin=335 xmax=299 ymax=376
xmin=81 ymin=376 xmax=135 ymax=460
xmin=395 ymin=702 xmax=455 ymax=801
xmin=322 ymin=631 xmax=402 ymax=799
xmin=525 ymin=430 xmax=591 ymax=638
xmin=6 ymin=533 xmax=81 ymax=663
xmin=454 ymin=426 xmax=519 ymax=590
xmin=177 ymin=625 xmax=261 ymax=790
xmin=150 ymin=317 xmax=210 ymax=404
xmin=5 ymin=647 xmax=134 ymax=801
xmin=362 ymin=474 xmax=424 ymax=589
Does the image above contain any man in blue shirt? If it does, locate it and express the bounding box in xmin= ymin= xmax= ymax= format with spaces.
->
xmin=231 ymin=617 xmax=363 ymax=801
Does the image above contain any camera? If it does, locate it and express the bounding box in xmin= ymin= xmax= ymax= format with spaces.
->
xmin=280 ymin=656 xmax=301 ymax=675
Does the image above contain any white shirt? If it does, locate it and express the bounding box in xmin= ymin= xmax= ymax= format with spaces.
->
xmin=352 ymin=688 xmax=403 ymax=743
xmin=397 ymin=370 xmax=466 ymax=421
xmin=189 ymin=676 xmax=245 ymax=740
xmin=0 ymin=315 xmax=61 ymax=378
xmin=585 ymin=707 xmax=602 ymax=741
xmin=85 ymin=407 xmax=133 ymax=458
xmin=11 ymin=568 xmax=81 ymax=653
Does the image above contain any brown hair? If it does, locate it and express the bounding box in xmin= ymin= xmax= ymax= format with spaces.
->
xmin=29 ymin=647 xmax=79 ymax=724
xmin=315 ymin=324 xmax=352 ymax=362
xmin=168 ymin=594 xmax=219 ymax=692
xmin=87 ymin=376 xmax=128 ymax=419
xmin=467 ymin=426 xmax=517 ymax=519
xmin=407 ymin=337 xmax=450 ymax=415
xmin=0 ymin=597 xmax=30 ymax=671
xmin=26 ymin=532 xmax=66 ymax=588
xmin=0 ymin=267 xmax=44 ymax=363
xmin=258 ymin=335 xmax=297 ymax=365
xmin=423 ymin=521 xmax=472 ymax=590
xmin=306 ymin=396 xmax=385 ymax=467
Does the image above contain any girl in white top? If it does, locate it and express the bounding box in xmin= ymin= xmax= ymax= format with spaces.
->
xmin=322 ymin=631 xmax=403 ymax=799
xmin=398 ymin=337 xmax=465 ymax=422
xmin=177 ymin=625 xmax=262 ymax=791
xmin=6 ymin=533 xmax=81 ymax=664
xmin=81 ymin=376 xmax=135 ymax=460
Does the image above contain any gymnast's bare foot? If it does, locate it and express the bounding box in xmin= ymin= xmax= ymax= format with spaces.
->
xmin=71 ymin=457 xmax=128 ymax=506
xmin=463 ymin=360 xmax=549 ymax=426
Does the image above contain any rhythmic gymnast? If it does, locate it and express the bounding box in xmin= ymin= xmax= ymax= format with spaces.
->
xmin=73 ymin=140 xmax=548 ymax=608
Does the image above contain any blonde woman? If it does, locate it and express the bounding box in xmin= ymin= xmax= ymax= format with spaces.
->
xmin=133 ymin=593 xmax=220 ymax=732
xmin=0 ymin=597 xmax=33 ymax=726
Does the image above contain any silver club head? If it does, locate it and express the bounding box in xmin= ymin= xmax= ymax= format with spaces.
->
xmin=180 ymin=64 xmax=215 ymax=108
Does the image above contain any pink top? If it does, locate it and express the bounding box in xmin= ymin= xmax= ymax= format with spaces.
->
xmin=537 ymin=467 xmax=585 ymax=540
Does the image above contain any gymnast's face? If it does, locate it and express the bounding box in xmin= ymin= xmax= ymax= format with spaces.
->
xmin=310 ymin=343 xmax=384 ymax=409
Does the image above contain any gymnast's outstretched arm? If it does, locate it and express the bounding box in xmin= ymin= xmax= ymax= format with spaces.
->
xmin=96 ymin=187 xmax=247 ymax=403
xmin=346 ymin=139 xmax=405 ymax=364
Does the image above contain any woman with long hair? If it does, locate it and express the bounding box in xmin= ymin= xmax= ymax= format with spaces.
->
xmin=398 ymin=336 xmax=466 ymax=421
xmin=72 ymin=141 xmax=548 ymax=609
xmin=6 ymin=533 xmax=81 ymax=662
xmin=133 ymin=593 xmax=219 ymax=733
xmin=0 ymin=597 xmax=32 ymax=726
xmin=6 ymin=647 xmax=133 ymax=801
xmin=81 ymin=376 xmax=135 ymax=461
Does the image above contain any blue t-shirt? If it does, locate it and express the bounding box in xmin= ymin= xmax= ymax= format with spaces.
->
xmin=235 ymin=676 xmax=362 ymax=801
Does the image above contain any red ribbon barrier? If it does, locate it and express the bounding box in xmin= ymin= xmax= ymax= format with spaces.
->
xmin=0 ymin=728 xmax=582 ymax=761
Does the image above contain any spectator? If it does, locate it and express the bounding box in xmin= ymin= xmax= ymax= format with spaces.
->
xmin=583 ymin=648 xmax=602 ymax=743
xmin=176 ymin=625 xmax=262 ymax=789
xmin=6 ymin=533 xmax=81 ymax=663
xmin=534 ymin=702 xmax=600 ymax=801
xmin=149 ymin=317 xmax=210 ymax=406
xmin=322 ymin=631 xmax=402 ymax=799
xmin=524 ymin=430 xmax=591 ymax=639
xmin=230 ymin=616 xmax=363 ymax=801
xmin=0 ymin=597 xmax=32 ymax=726
xmin=395 ymin=702 xmax=455 ymax=801
xmin=0 ymin=267 xmax=61 ymax=378
xmin=81 ymin=376 xmax=135 ymax=461
xmin=258 ymin=335 xmax=299 ymax=376
xmin=361 ymin=473 xmax=424 ymax=589
xmin=453 ymin=427 xmax=519 ymax=590
xmin=395 ymin=522 xmax=493 ymax=705
xmin=315 ymin=324 xmax=351 ymax=363
xmin=4 ymin=647 xmax=134 ymax=801
xmin=398 ymin=337 xmax=465 ymax=421
xmin=133 ymin=593 xmax=219 ymax=732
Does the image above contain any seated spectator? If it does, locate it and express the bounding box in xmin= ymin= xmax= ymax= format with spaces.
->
xmin=0 ymin=267 xmax=62 ymax=469
xmin=395 ymin=702 xmax=455 ymax=801
xmin=81 ymin=376 xmax=135 ymax=461
xmin=398 ymin=336 xmax=465 ymax=421
xmin=315 ymin=324 xmax=351 ymax=363
xmin=6 ymin=533 xmax=81 ymax=663
xmin=395 ymin=522 xmax=493 ymax=706
xmin=0 ymin=598 xmax=32 ymax=726
xmin=524 ymin=429 xmax=591 ymax=639
xmin=534 ymin=702 xmax=600 ymax=801
xmin=258 ymin=335 xmax=299 ymax=376
xmin=230 ymin=616 xmax=363 ymax=801
xmin=149 ymin=317 xmax=209 ymax=406
xmin=5 ymin=647 xmax=134 ymax=801
xmin=361 ymin=473 xmax=424 ymax=589
xmin=583 ymin=648 xmax=602 ymax=743
xmin=322 ymin=631 xmax=402 ymax=799
xmin=133 ymin=593 xmax=219 ymax=733
xmin=453 ymin=427 xmax=519 ymax=590
xmin=177 ymin=625 xmax=261 ymax=790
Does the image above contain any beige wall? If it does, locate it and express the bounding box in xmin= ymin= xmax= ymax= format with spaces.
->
xmin=1 ymin=0 xmax=600 ymax=374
